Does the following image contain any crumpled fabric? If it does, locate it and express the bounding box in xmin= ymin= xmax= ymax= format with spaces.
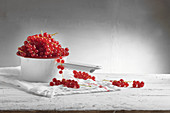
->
xmin=0 ymin=66 xmax=119 ymax=98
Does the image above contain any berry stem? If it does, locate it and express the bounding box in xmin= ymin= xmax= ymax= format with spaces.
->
xmin=79 ymin=84 xmax=92 ymax=87
xmin=41 ymin=30 xmax=43 ymax=36
xmin=103 ymin=79 xmax=109 ymax=82
xmin=125 ymin=81 xmax=132 ymax=83
xmin=51 ymin=32 xmax=58 ymax=36
xmin=18 ymin=49 xmax=24 ymax=53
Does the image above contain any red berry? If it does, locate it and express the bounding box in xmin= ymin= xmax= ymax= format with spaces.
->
xmin=59 ymin=56 xmax=63 ymax=59
xmin=44 ymin=52 xmax=49 ymax=55
xmin=65 ymin=52 xmax=69 ymax=56
xmin=117 ymin=81 xmax=121 ymax=87
xmin=74 ymin=74 xmax=78 ymax=78
xmin=59 ymin=70 xmax=63 ymax=74
xmin=99 ymin=85 xmax=103 ymax=88
xmin=58 ymin=44 xmax=61 ymax=48
xmin=76 ymin=84 xmax=80 ymax=89
xmin=39 ymin=34 xmax=42 ymax=37
xmin=124 ymin=82 xmax=129 ymax=87
xmin=43 ymin=32 xmax=48 ymax=37
xmin=112 ymin=81 xmax=116 ymax=85
xmin=133 ymin=83 xmax=136 ymax=88
xmin=140 ymin=83 xmax=144 ymax=87
xmin=62 ymin=79 xmax=65 ymax=82
xmin=46 ymin=48 xmax=50 ymax=52
xmin=49 ymin=82 xmax=54 ymax=86
xmin=55 ymin=80 xmax=60 ymax=85
xmin=40 ymin=52 xmax=43 ymax=56
xmin=27 ymin=36 xmax=32 ymax=41
xmin=31 ymin=53 xmax=35 ymax=57
xmin=35 ymin=49 xmax=39 ymax=53
xmin=138 ymin=84 xmax=141 ymax=88
xmin=57 ymin=65 xmax=61 ymax=69
xmin=48 ymin=34 xmax=52 ymax=38
xmin=120 ymin=82 xmax=125 ymax=87
xmin=92 ymin=76 xmax=95 ymax=81
xmin=141 ymin=81 xmax=144 ymax=85
xmin=34 ymin=34 xmax=38 ymax=37
xmin=24 ymin=41 xmax=28 ymax=45
xmin=56 ymin=59 xmax=60 ymax=63
xmin=61 ymin=59 xmax=65 ymax=63
xmin=120 ymin=79 xmax=124 ymax=82
xmin=35 ymin=54 xmax=38 ymax=57
xmin=140 ymin=81 xmax=144 ymax=87
xmin=136 ymin=81 xmax=140 ymax=84
xmin=61 ymin=65 xmax=64 ymax=70
xmin=51 ymin=38 xmax=55 ymax=42
xmin=52 ymin=78 xmax=57 ymax=82
xmin=65 ymin=47 xmax=69 ymax=51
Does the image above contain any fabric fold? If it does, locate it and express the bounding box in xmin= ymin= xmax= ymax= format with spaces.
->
xmin=0 ymin=66 xmax=119 ymax=98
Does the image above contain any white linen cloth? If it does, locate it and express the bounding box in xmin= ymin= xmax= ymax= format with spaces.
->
xmin=0 ymin=66 xmax=119 ymax=98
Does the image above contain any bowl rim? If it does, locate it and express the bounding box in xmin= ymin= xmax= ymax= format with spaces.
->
xmin=17 ymin=54 xmax=66 ymax=60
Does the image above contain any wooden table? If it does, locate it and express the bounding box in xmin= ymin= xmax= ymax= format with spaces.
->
xmin=0 ymin=73 xmax=170 ymax=113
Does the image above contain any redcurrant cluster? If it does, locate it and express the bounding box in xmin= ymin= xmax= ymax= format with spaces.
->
xmin=49 ymin=78 xmax=80 ymax=89
xmin=16 ymin=32 xmax=69 ymax=58
xmin=55 ymin=56 xmax=65 ymax=74
xmin=73 ymin=70 xmax=96 ymax=81
xmin=111 ymin=79 xmax=129 ymax=87
xmin=109 ymin=79 xmax=145 ymax=88
xmin=132 ymin=80 xmax=144 ymax=88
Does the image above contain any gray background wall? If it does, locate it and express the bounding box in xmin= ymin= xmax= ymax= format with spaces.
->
xmin=0 ymin=0 xmax=170 ymax=73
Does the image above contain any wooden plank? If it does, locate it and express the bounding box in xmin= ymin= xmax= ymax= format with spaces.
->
xmin=0 ymin=74 xmax=170 ymax=110
xmin=1 ymin=110 xmax=170 ymax=113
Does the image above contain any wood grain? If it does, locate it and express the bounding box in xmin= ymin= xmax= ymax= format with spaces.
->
xmin=0 ymin=73 xmax=170 ymax=111
xmin=1 ymin=110 xmax=170 ymax=113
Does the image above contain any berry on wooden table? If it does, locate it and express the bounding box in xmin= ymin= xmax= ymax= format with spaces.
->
xmin=72 ymin=70 xmax=96 ymax=81
xmin=111 ymin=79 xmax=129 ymax=87
xmin=132 ymin=80 xmax=144 ymax=88
xmin=49 ymin=82 xmax=54 ymax=86
xmin=49 ymin=78 xmax=80 ymax=89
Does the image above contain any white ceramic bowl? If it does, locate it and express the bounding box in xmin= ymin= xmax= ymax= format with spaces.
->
xmin=19 ymin=56 xmax=66 ymax=82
